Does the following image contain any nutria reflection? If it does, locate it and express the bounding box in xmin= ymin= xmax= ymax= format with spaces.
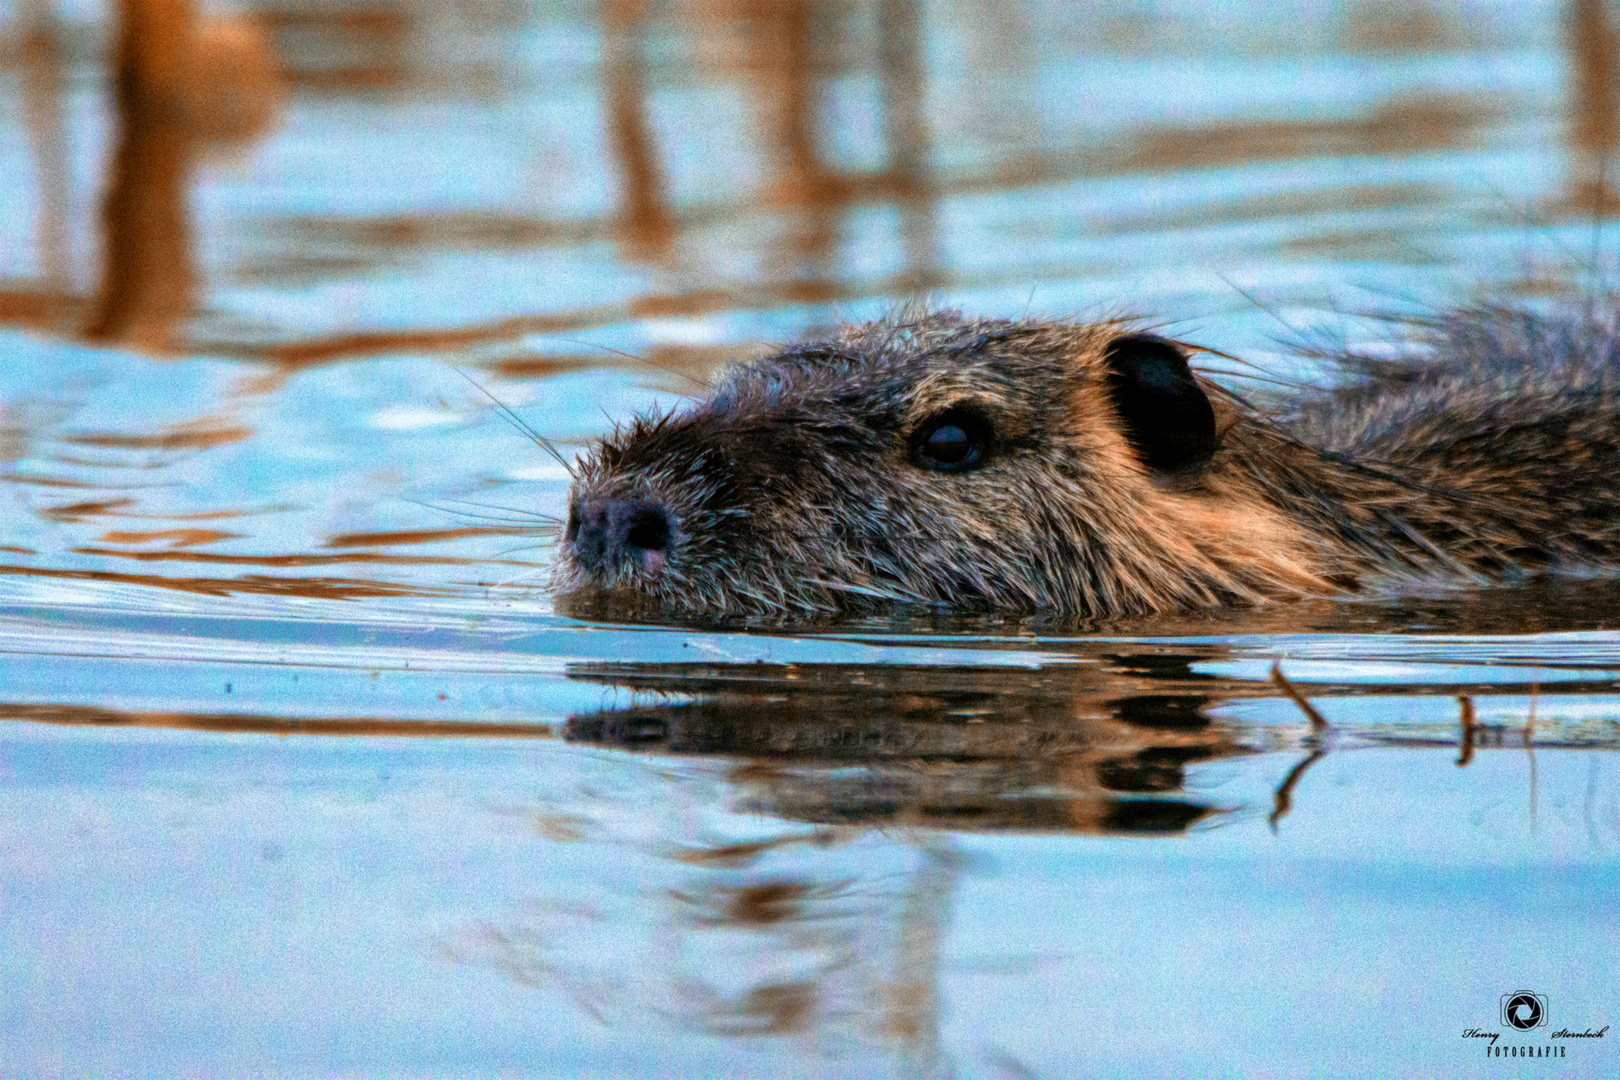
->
xmin=563 ymin=652 xmax=1260 ymax=835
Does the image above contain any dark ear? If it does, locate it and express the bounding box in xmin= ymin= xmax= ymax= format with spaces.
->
xmin=1102 ymin=333 xmax=1217 ymax=474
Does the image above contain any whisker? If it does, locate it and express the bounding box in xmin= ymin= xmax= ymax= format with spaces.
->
xmin=559 ymin=337 xmax=712 ymax=392
xmin=438 ymin=498 xmax=563 ymax=524
xmin=404 ymin=496 xmax=563 ymax=526
xmin=1483 ymin=182 xmax=1594 ymax=288
xmin=492 ymin=566 xmax=551 ymax=588
xmin=453 ymin=366 xmax=576 ymax=477
xmin=488 ymin=541 xmax=557 ymax=559
xmin=1215 ymin=270 xmax=1310 ymax=341
xmin=1190 ymin=342 xmax=1305 ymax=383
xmin=1201 ymin=368 xmax=1312 ymax=391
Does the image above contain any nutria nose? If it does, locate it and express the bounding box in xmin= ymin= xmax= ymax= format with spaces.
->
xmin=566 ymin=495 xmax=673 ymax=577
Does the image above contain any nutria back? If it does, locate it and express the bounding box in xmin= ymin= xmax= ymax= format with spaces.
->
xmin=554 ymin=304 xmax=1620 ymax=617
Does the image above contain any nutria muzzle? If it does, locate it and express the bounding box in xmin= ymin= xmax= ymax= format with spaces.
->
xmin=566 ymin=493 xmax=675 ymax=580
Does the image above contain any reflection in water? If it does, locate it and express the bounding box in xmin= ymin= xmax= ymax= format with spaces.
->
xmin=87 ymin=0 xmax=280 ymax=351
xmin=88 ymin=0 xmax=200 ymax=349
xmin=1568 ymin=0 xmax=1620 ymax=218
xmin=10 ymin=632 xmax=1617 ymax=1071
xmin=259 ymin=1 xmax=411 ymax=92
xmin=0 ymin=1 xmax=1601 ymax=365
xmin=565 ymin=656 xmax=1248 ymax=834
xmin=1456 ymin=693 xmax=1479 ymax=766
xmin=695 ymin=0 xmax=940 ymax=301
xmin=451 ymin=809 xmax=960 ymax=1073
xmin=710 ymin=0 xmax=841 ymax=299
xmin=0 ymin=562 xmax=453 ymax=599
xmin=433 ymin=648 xmax=1616 ymax=1066
xmin=10 ymin=1 xmax=1560 ymax=367
xmin=1264 ymin=663 xmax=1330 ymax=829
xmin=17 ymin=0 xmax=70 ymax=315
xmin=259 ymin=0 xmax=529 ymax=96
xmin=1 ymin=700 xmax=556 ymax=737
xmin=1338 ymin=0 xmax=1456 ymax=55
xmin=878 ymin=0 xmax=939 ymax=294
xmin=603 ymin=0 xmax=675 ymax=260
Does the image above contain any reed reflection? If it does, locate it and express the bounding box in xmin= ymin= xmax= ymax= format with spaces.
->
xmin=87 ymin=0 xmax=281 ymax=352
xmin=877 ymin=0 xmax=940 ymax=294
xmin=1567 ymin=0 xmax=1620 ymax=218
xmin=603 ymin=0 xmax=675 ymax=260
xmin=694 ymin=0 xmax=940 ymax=300
xmin=17 ymin=0 xmax=70 ymax=320
xmin=257 ymin=1 xmax=410 ymax=93
xmin=736 ymin=0 xmax=840 ymax=298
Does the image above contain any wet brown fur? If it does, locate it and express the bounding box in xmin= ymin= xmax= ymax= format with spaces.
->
xmin=555 ymin=304 xmax=1620 ymax=617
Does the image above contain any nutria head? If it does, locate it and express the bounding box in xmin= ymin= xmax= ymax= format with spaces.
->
xmin=554 ymin=311 xmax=1327 ymax=616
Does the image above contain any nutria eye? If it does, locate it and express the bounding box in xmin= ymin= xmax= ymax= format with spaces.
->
xmin=912 ymin=408 xmax=992 ymax=472
xmin=927 ymin=424 xmax=970 ymax=461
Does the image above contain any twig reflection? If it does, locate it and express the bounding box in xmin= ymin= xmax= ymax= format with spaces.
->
xmin=1456 ymin=694 xmax=1476 ymax=767
xmin=1267 ymin=662 xmax=1333 ymax=832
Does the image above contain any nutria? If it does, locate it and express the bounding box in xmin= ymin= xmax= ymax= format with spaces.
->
xmin=553 ymin=303 xmax=1620 ymax=617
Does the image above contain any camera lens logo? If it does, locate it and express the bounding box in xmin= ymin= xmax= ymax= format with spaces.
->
xmin=1502 ymin=992 xmax=1548 ymax=1030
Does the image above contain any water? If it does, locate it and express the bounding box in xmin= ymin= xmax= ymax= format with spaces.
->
xmin=2 ymin=1 xmax=1618 ymax=1076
